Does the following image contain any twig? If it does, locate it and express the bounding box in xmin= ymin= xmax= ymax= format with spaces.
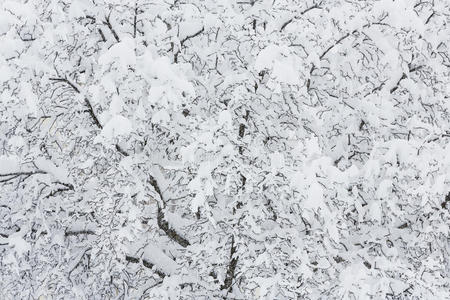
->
xmin=68 ymin=247 xmax=92 ymax=281
xmin=319 ymin=32 xmax=351 ymax=60
xmin=425 ymin=12 xmax=435 ymax=24
xmin=280 ymin=3 xmax=322 ymax=32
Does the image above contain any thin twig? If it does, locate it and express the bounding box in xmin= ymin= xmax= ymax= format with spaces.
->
xmin=280 ymin=2 xmax=322 ymax=32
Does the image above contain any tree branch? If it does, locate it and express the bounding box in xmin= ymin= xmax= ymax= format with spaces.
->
xmin=148 ymin=175 xmax=164 ymax=204
xmin=425 ymin=11 xmax=435 ymax=24
xmin=49 ymin=77 xmax=103 ymax=129
xmin=148 ymin=175 xmax=190 ymax=247
xmin=115 ymin=144 xmax=129 ymax=156
xmin=65 ymin=229 xmax=96 ymax=237
xmin=280 ymin=2 xmax=322 ymax=32
xmin=307 ymin=30 xmax=354 ymax=89
xmin=390 ymin=65 xmax=423 ymax=94
xmin=68 ymin=247 xmax=92 ymax=281
xmin=157 ymin=206 xmax=190 ymax=247
xmin=220 ymin=235 xmax=239 ymax=291
xmin=0 ymin=170 xmax=47 ymax=183
xmin=52 ymin=77 xmax=131 ymax=157
xmin=49 ymin=77 xmax=80 ymax=93
xmin=174 ymin=27 xmax=204 ymax=63
xmin=103 ymin=13 xmax=120 ymax=43
xmin=133 ymin=5 xmax=138 ymax=38
xmin=45 ymin=182 xmax=74 ymax=198
xmin=442 ymin=192 xmax=450 ymax=209
xmin=180 ymin=27 xmax=204 ymax=46
xmin=319 ymin=32 xmax=351 ymax=60
xmin=125 ymin=255 xmax=166 ymax=278
xmin=83 ymin=98 xmax=103 ymax=129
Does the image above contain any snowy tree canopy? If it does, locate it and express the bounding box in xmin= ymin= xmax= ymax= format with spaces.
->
xmin=0 ymin=0 xmax=449 ymax=299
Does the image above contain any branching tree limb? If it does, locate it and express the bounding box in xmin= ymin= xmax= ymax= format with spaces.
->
xmin=103 ymin=13 xmax=121 ymax=43
xmin=174 ymin=27 xmax=204 ymax=63
xmin=49 ymin=77 xmax=103 ymax=129
xmin=307 ymin=31 xmax=354 ymax=89
xmin=148 ymin=175 xmax=190 ymax=247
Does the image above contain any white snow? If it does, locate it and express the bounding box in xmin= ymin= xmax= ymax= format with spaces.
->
xmin=98 ymin=115 xmax=132 ymax=140
xmin=0 ymin=155 xmax=20 ymax=173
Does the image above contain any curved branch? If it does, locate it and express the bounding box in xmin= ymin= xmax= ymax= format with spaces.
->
xmin=280 ymin=2 xmax=323 ymax=32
